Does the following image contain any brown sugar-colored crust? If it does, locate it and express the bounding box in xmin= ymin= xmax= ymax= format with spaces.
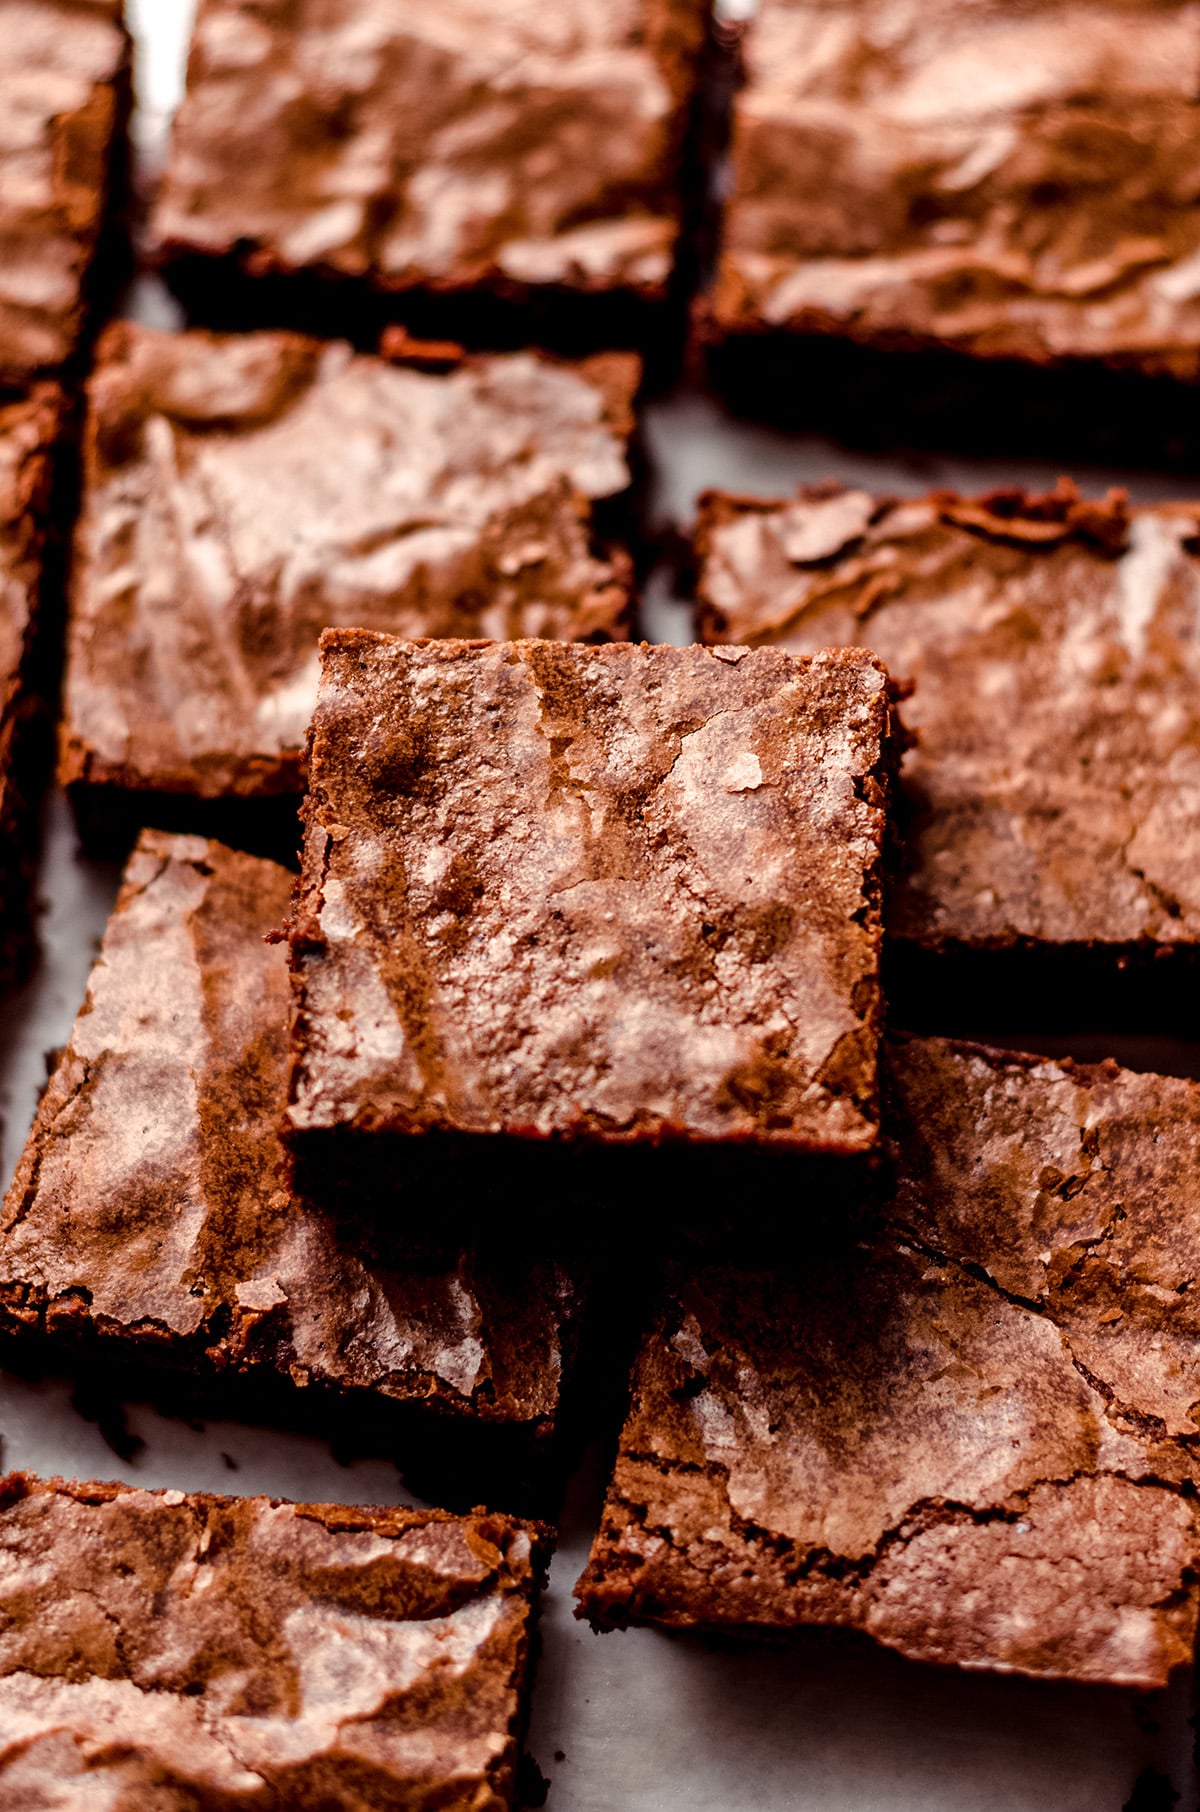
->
xmin=0 ymin=0 xmax=130 ymax=385
xmin=0 ymin=831 xmax=581 ymax=1437
xmin=59 ymin=323 xmax=638 ymax=810
xmin=695 ymin=480 xmax=1200 ymax=952
xmin=286 ymin=633 xmax=893 ymax=1154
xmin=711 ymin=0 xmax=1200 ymax=381
xmin=576 ymin=1036 xmax=1200 ymax=1689
xmin=154 ymin=0 xmax=708 ymax=316
xmin=0 ymin=1471 xmax=550 ymax=1810
xmin=0 ymin=386 xmax=61 ymax=986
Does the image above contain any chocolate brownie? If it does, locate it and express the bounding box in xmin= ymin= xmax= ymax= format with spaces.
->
xmin=0 ymin=1470 xmax=549 ymax=1809
xmin=710 ymin=0 xmax=1200 ymax=381
xmin=0 ymin=385 xmax=62 ymax=987
xmin=59 ymin=322 xmax=638 ymax=851
xmin=0 ymin=831 xmax=582 ymax=1450
xmin=577 ymin=1035 xmax=1200 ymax=1689
xmin=695 ymin=481 xmax=1200 ymax=980
xmin=153 ymin=0 xmax=709 ymax=350
xmin=286 ymin=632 xmax=894 ymax=1158
xmin=1 ymin=0 xmax=131 ymax=385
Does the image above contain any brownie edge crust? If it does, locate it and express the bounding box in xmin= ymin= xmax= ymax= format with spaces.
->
xmin=286 ymin=632 xmax=895 ymax=1155
xmin=0 ymin=1471 xmax=551 ymax=1810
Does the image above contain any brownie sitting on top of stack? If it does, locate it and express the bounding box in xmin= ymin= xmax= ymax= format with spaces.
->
xmin=285 ymin=632 xmax=896 ymax=1160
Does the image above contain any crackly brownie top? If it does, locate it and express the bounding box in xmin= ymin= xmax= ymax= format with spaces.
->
xmin=61 ymin=323 xmax=638 ymax=799
xmin=155 ymin=0 xmax=707 ymax=300
xmin=0 ymin=1471 xmax=546 ymax=1810
xmin=714 ymin=0 xmax=1200 ymax=375
xmin=0 ymin=831 xmax=579 ymax=1432
xmin=0 ymin=0 xmax=128 ymax=382
xmin=577 ymin=1035 xmax=1200 ymax=1688
xmin=696 ymin=481 xmax=1200 ymax=948
xmin=287 ymin=633 xmax=891 ymax=1152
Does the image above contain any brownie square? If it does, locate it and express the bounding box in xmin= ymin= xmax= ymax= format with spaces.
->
xmin=1 ymin=0 xmax=130 ymax=384
xmin=59 ymin=322 xmax=638 ymax=849
xmin=153 ymin=0 xmax=709 ymax=344
xmin=286 ymin=633 xmax=893 ymax=1157
xmin=695 ymin=482 xmax=1200 ymax=967
xmin=0 ymin=1471 xmax=549 ymax=1809
xmin=577 ymin=1035 xmax=1200 ymax=1689
xmin=710 ymin=0 xmax=1200 ymax=384
xmin=0 ymin=384 xmax=61 ymax=986
xmin=1 ymin=830 xmax=582 ymax=1449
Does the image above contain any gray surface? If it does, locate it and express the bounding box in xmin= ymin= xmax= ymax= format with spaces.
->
xmin=0 ymin=2 xmax=1195 ymax=1805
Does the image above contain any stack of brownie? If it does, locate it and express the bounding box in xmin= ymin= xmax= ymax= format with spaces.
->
xmin=4 ymin=0 xmax=1200 ymax=1804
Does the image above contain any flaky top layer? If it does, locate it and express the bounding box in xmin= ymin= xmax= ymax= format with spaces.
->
xmin=577 ymin=1036 xmax=1200 ymax=1688
xmin=0 ymin=1472 xmax=547 ymax=1810
xmin=0 ymin=0 xmax=129 ymax=382
xmin=0 ymin=831 xmax=579 ymax=1431
xmin=288 ymin=634 xmax=892 ymax=1152
xmin=62 ymin=324 xmax=639 ymax=799
xmin=714 ymin=0 xmax=1200 ymax=376
xmin=697 ymin=481 xmax=1200 ymax=948
xmin=155 ymin=0 xmax=708 ymax=302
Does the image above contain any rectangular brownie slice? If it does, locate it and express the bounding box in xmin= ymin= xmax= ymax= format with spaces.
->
xmin=695 ymin=482 xmax=1200 ymax=987
xmin=152 ymin=0 xmax=709 ymax=349
xmin=1 ymin=0 xmax=131 ymax=384
xmin=709 ymin=0 xmax=1200 ymax=385
xmin=0 ymin=1471 xmax=549 ymax=1809
xmin=0 ymin=384 xmax=62 ymax=988
xmin=0 ymin=830 xmax=582 ymax=1456
xmin=577 ymin=1034 xmax=1200 ymax=1689
xmin=59 ymin=322 xmax=638 ymax=853
xmin=286 ymin=632 xmax=894 ymax=1158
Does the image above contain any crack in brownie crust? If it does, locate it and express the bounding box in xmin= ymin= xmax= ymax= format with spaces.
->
xmin=0 ymin=831 xmax=580 ymax=1435
xmin=695 ymin=481 xmax=1200 ymax=951
xmin=154 ymin=0 xmax=708 ymax=312
xmin=712 ymin=0 xmax=1200 ymax=379
xmin=287 ymin=634 xmax=893 ymax=1152
xmin=1 ymin=0 xmax=130 ymax=383
xmin=576 ymin=1036 xmax=1200 ymax=1688
xmin=60 ymin=323 xmax=638 ymax=807
xmin=0 ymin=1472 xmax=550 ymax=1810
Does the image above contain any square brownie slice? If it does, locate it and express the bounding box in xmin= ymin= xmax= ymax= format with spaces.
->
xmin=577 ymin=1035 xmax=1200 ymax=1689
xmin=1 ymin=0 xmax=130 ymax=384
xmin=709 ymin=1 xmax=1200 ymax=387
xmin=152 ymin=0 xmax=709 ymax=347
xmin=0 ymin=384 xmax=62 ymax=987
xmin=695 ymin=482 xmax=1200 ymax=975
xmin=0 ymin=830 xmax=582 ymax=1453
xmin=59 ymin=322 xmax=638 ymax=852
xmin=287 ymin=633 xmax=894 ymax=1156
xmin=0 ymin=1471 xmax=549 ymax=1809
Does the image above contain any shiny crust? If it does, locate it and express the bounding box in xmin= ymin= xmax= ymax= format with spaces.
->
xmin=577 ymin=1035 xmax=1200 ymax=1689
xmin=287 ymin=633 xmax=893 ymax=1153
xmin=0 ymin=0 xmax=130 ymax=383
xmin=0 ymin=1471 xmax=549 ymax=1810
xmin=154 ymin=0 xmax=709 ymax=307
xmin=712 ymin=0 xmax=1200 ymax=378
xmin=695 ymin=480 xmax=1200 ymax=950
xmin=60 ymin=323 xmax=639 ymax=802
xmin=0 ymin=831 xmax=580 ymax=1432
